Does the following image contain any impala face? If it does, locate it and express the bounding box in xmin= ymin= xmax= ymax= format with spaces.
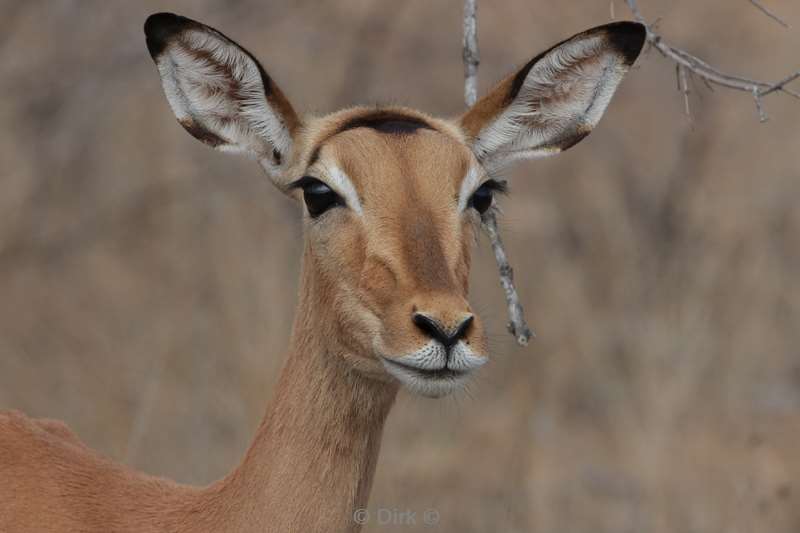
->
xmin=145 ymin=13 xmax=645 ymax=397
xmin=291 ymin=110 xmax=494 ymax=397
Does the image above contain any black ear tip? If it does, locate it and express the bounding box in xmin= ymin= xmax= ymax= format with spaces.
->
xmin=604 ymin=21 xmax=647 ymax=65
xmin=144 ymin=12 xmax=194 ymax=58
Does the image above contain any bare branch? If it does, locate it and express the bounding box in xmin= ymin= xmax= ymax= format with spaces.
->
xmin=481 ymin=210 xmax=534 ymax=345
xmin=624 ymin=0 xmax=800 ymax=119
xmin=463 ymin=0 xmax=479 ymax=107
xmin=748 ymin=0 xmax=790 ymax=29
xmin=463 ymin=0 xmax=533 ymax=346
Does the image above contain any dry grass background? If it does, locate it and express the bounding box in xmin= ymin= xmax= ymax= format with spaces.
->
xmin=1 ymin=1 xmax=799 ymax=532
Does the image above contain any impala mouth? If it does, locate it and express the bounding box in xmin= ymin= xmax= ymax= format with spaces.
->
xmin=378 ymin=340 xmax=487 ymax=397
xmin=381 ymin=357 xmax=469 ymax=380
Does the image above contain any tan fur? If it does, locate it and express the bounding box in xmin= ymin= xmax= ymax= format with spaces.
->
xmin=1 ymin=14 xmax=644 ymax=531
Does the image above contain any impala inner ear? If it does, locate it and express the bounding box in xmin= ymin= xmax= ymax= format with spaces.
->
xmin=144 ymin=12 xmax=300 ymax=183
xmin=460 ymin=21 xmax=645 ymax=171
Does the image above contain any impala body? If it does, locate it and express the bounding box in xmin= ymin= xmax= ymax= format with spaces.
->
xmin=0 ymin=13 xmax=645 ymax=533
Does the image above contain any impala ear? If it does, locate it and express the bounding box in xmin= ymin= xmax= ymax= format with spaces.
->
xmin=460 ymin=21 xmax=645 ymax=172
xmin=144 ymin=13 xmax=300 ymax=183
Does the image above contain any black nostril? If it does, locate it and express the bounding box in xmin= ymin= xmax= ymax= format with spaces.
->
xmin=412 ymin=313 xmax=474 ymax=350
xmin=412 ymin=313 xmax=445 ymax=343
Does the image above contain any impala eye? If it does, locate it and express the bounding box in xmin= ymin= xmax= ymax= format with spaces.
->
xmin=292 ymin=177 xmax=344 ymax=218
xmin=469 ymin=179 xmax=506 ymax=214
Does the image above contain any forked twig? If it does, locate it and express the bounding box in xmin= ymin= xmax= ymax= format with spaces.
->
xmin=625 ymin=0 xmax=800 ymax=122
xmin=463 ymin=0 xmax=533 ymax=346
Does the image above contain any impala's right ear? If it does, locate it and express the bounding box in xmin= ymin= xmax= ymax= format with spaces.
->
xmin=460 ymin=22 xmax=645 ymax=173
xmin=144 ymin=13 xmax=300 ymax=183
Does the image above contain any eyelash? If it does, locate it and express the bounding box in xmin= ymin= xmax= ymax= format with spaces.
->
xmin=479 ymin=179 xmax=508 ymax=195
xmin=467 ymin=178 xmax=507 ymax=215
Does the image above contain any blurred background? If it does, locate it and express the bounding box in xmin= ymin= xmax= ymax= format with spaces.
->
xmin=1 ymin=1 xmax=799 ymax=531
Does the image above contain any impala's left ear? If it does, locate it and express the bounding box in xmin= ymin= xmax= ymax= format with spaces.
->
xmin=460 ymin=21 xmax=646 ymax=171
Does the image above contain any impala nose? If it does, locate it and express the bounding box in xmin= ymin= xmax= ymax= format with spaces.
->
xmin=412 ymin=313 xmax=474 ymax=351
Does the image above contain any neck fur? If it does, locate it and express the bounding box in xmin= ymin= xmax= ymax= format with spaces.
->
xmin=192 ymin=248 xmax=397 ymax=533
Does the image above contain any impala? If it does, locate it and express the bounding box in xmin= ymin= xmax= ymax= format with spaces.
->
xmin=0 ymin=13 xmax=645 ymax=532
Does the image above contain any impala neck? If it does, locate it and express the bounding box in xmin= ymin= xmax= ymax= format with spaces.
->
xmin=203 ymin=249 xmax=398 ymax=533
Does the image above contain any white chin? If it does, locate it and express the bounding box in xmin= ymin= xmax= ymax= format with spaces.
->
xmin=381 ymin=360 xmax=472 ymax=398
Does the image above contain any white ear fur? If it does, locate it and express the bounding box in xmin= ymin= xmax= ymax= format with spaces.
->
xmin=144 ymin=13 xmax=300 ymax=181
xmin=460 ymin=22 xmax=646 ymax=172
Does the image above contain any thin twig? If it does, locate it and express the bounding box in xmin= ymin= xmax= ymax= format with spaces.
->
xmin=677 ymin=64 xmax=691 ymax=118
xmin=481 ymin=210 xmax=534 ymax=345
xmin=625 ymin=0 xmax=800 ymax=121
xmin=463 ymin=0 xmax=533 ymax=346
xmin=759 ymin=71 xmax=800 ymax=97
xmin=748 ymin=0 xmax=790 ymax=29
xmin=463 ymin=0 xmax=479 ymax=107
xmin=753 ymin=87 xmax=768 ymax=122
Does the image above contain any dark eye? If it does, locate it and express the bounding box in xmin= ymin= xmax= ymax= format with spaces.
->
xmin=293 ymin=177 xmax=343 ymax=218
xmin=469 ymin=181 xmax=499 ymax=214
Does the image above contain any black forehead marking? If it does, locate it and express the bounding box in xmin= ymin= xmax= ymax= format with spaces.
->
xmin=306 ymin=111 xmax=438 ymax=169
xmin=337 ymin=111 xmax=435 ymax=135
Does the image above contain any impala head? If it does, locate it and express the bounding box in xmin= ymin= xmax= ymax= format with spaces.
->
xmin=145 ymin=13 xmax=645 ymax=397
